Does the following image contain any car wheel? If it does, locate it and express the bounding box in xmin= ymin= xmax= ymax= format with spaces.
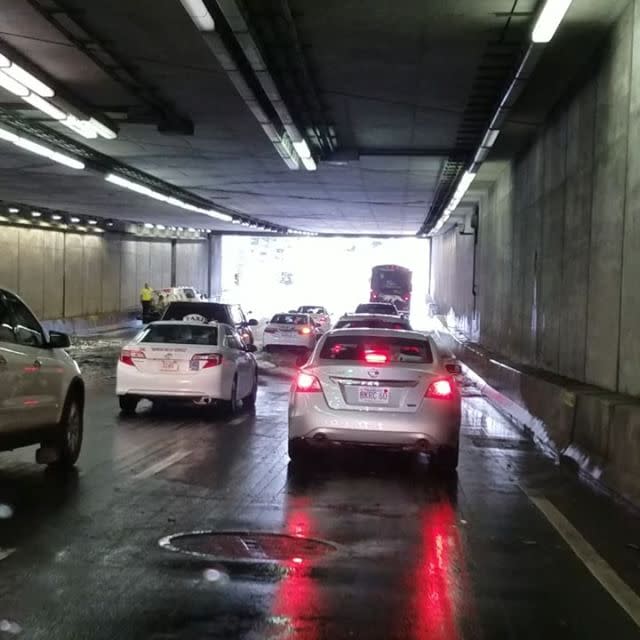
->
xmin=263 ymin=345 xmax=271 ymax=353
xmin=244 ymin=372 xmax=258 ymax=409
xmin=288 ymin=439 xmax=310 ymax=463
xmin=223 ymin=377 xmax=239 ymax=416
xmin=432 ymin=444 xmax=459 ymax=473
xmin=119 ymin=395 xmax=138 ymax=415
xmin=50 ymin=392 xmax=84 ymax=469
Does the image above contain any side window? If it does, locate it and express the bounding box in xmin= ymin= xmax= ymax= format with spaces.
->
xmin=4 ymin=292 xmax=45 ymax=348
xmin=0 ymin=294 xmax=16 ymax=343
xmin=229 ymin=305 xmax=245 ymax=325
xmin=223 ymin=326 xmax=244 ymax=350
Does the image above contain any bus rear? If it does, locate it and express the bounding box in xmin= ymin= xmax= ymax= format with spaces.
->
xmin=370 ymin=265 xmax=412 ymax=316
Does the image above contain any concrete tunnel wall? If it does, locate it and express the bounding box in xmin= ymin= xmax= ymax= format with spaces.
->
xmin=0 ymin=225 xmax=210 ymax=321
xmin=431 ymin=0 xmax=640 ymax=397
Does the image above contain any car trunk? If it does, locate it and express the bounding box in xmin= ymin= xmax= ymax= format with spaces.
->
xmin=130 ymin=345 xmax=215 ymax=374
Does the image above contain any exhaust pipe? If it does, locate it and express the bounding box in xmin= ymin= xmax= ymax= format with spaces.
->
xmin=193 ymin=396 xmax=212 ymax=406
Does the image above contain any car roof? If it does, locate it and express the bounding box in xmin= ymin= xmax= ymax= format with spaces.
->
xmin=356 ymin=302 xmax=396 ymax=307
xmin=338 ymin=313 xmax=406 ymax=320
xmin=327 ymin=327 xmax=428 ymax=340
xmin=147 ymin=320 xmax=220 ymax=327
xmin=270 ymin=312 xmax=310 ymax=319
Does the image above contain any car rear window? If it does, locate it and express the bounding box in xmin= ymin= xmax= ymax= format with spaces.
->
xmin=162 ymin=302 xmax=229 ymax=323
xmin=334 ymin=319 xmax=410 ymax=330
xmin=320 ymin=335 xmax=432 ymax=363
xmin=355 ymin=303 xmax=397 ymax=314
xmin=139 ymin=324 xmax=218 ymax=345
xmin=298 ymin=306 xmax=324 ymax=314
xmin=271 ymin=313 xmax=308 ymax=325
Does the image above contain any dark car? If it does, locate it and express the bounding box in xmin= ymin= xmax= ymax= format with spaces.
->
xmin=160 ymin=301 xmax=258 ymax=345
xmin=354 ymin=302 xmax=399 ymax=316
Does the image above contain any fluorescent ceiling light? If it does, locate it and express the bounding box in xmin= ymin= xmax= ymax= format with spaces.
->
xmin=23 ymin=94 xmax=66 ymax=120
xmin=0 ymin=71 xmax=29 ymax=97
xmin=232 ymin=219 xmax=241 ymax=224
xmin=70 ymin=216 xmax=80 ymax=223
xmin=8 ymin=207 xmax=18 ymax=213
xmin=179 ymin=0 xmax=215 ymax=31
xmin=88 ymin=118 xmax=117 ymax=140
xmin=51 ymin=214 xmax=62 ymax=221
xmin=532 ymin=0 xmax=573 ymax=43
xmin=88 ymin=219 xmax=97 ymax=225
xmin=292 ymin=139 xmax=317 ymax=171
xmin=0 ymin=126 xmax=84 ymax=169
xmin=144 ymin=223 xmax=154 ymax=229
xmin=481 ymin=129 xmax=500 ymax=148
xmin=31 ymin=211 xmax=41 ymax=217
xmin=4 ymin=63 xmax=54 ymax=97
xmin=62 ymin=115 xmax=98 ymax=139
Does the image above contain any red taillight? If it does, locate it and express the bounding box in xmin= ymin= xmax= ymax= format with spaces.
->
xmin=191 ymin=353 xmax=223 ymax=369
xmin=264 ymin=327 xmax=277 ymax=334
xmin=403 ymin=294 xmax=410 ymax=301
xmin=295 ymin=372 xmax=321 ymax=392
xmin=298 ymin=326 xmax=311 ymax=335
xmin=120 ymin=349 xmax=145 ymax=366
xmin=364 ymin=350 xmax=388 ymax=364
xmin=426 ymin=378 xmax=454 ymax=399
xmin=371 ymin=291 xmax=378 ymax=301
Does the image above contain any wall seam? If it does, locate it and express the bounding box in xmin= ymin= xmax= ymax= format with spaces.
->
xmin=557 ymin=115 xmax=569 ymax=373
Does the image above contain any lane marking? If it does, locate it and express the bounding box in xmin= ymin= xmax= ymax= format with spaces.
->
xmin=134 ymin=450 xmax=191 ymax=480
xmin=0 ymin=548 xmax=15 ymax=561
xmin=526 ymin=493 xmax=640 ymax=628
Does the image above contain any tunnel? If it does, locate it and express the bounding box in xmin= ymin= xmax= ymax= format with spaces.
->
xmin=1 ymin=1 xmax=640 ymax=638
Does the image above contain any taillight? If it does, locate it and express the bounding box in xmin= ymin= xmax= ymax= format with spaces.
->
xmin=295 ymin=372 xmax=321 ymax=392
xmin=364 ymin=350 xmax=388 ymax=364
xmin=191 ymin=353 xmax=223 ymax=369
xmin=403 ymin=294 xmax=410 ymax=301
xmin=120 ymin=349 xmax=145 ymax=366
xmin=425 ymin=378 xmax=454 ymax=400
xmin=264 ymin=327 xmax=277 ymax=334
xmin=371 ymin=291 xmax=378 ymax=301
xmin=298 ymin=326 xmax=311 ymax=335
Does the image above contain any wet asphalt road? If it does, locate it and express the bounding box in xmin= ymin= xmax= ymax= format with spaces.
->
xmin=1 ymin=341 xmax=640 ymax=638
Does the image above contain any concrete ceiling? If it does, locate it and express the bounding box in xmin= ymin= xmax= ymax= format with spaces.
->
xmin=0 ymin=0 xmax=627 ymax=234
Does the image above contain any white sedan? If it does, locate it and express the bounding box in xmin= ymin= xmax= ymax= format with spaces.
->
xmin=263 ymin=313 xmax=320 ymax=351
xmin=116 ymin=320 xmax=258 ymax=415
xmin=288 ymin=328 xmax=461 ymax=470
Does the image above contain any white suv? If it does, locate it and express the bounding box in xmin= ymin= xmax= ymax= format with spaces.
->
xmin=0 ymin=288 xmax=84 ymax=468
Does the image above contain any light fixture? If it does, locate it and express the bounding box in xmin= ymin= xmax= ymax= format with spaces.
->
xmin=87 ymin=118 xmax=117 ymax=140
xmin=241 ymin=221 xmax=250 ymax=227
xmin=0 ymin=126 xmax=84 ymax=169
xmin=144 ymin=222 xmax=154 ymax=229
xmin=0 ymin=71 xmax=29 ymax=97
xmin=232 ymin=219 xmax=241 ymax=224
xmin=188 ymin=227 xmax=196 ymax=232
xmin=156 ymin=224 xmax=166 ymax=230
xmin=16 ymin=218 xmax=28 ymax=224
xmin=88 ymin=219 xmax=97 ymax=225
xmin=31 ymin=211 xmax=41 ymax=217
xmin=481 ymin=129 xmax=500 ymax=148
xmin=8 ymin=207 xmax=18 ymax=213
xmin=3 ymin=63 xmax=53 ymax=97
xmin=532 ymin=0 xmax=573 ymax=43
xmin=51 ymin=214 xmax=62 ymax=221
xmin=70 ymin=216 xmax=80 ymax=223
xmin=292 ymin=139 xmax=317 ymax=171
xmin=107 ymin=221 xmax=114 ymax=227
xmin=179 ymin=0 xmax=215 ymax=31
xmin=22 ymin=94 xmax=66 ymax=120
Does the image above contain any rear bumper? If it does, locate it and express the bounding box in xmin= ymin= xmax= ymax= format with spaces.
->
xmin=263 ymin=333 xmax=315 ymax=349
xmin=288 ymin=396 xmax=460 ymax=449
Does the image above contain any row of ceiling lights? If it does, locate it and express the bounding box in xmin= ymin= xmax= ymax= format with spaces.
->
xmin=0 ymin=38 xmax=311 ymax=236
xmin=427 ymin=0 xmax=574 ymax=236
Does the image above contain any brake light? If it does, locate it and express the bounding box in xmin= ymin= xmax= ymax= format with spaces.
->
xmin=364 ymin=350 xmax=388 ymax=364
xmin=371 ymin=291 xmax=378 ymax=301
xmin=191 ymin=353 xmax=223 ymax=369
xmin=426 ymin=378 xmax=454 ymax=399
xmin=295 ymin=372 xmax=321 ymax=392
xmin=298 ymin=326 xmax=311 ymax=335
xmin=403 ymin=294 xmax=410 ymax=301
xmin=264 ymin=327 xmax=277 ymax=334
xmin=120 ymin=349 xmax=145 ymax=366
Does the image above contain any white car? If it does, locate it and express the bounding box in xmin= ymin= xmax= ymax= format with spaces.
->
xmin=295 ymin=306 xmax=331 ymax=332
xmin=263 ymin=313 xmax=320 ymax=351
xmin=333 ymin=313 xmax=412 ymax=330
xmin=0 ymin=288 xmax=84 ymax=468
xmin=288 ymin=328 xmax=461 ymax=470
xmin=116 ymin=320 xmax=258 ymax=415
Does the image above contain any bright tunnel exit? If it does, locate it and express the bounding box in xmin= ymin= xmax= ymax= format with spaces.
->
xmin=220 ymin=236 xmax=431 ymax=328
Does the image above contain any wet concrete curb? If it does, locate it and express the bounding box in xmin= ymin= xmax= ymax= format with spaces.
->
xmin=42 ymin=311 xmax=141 ymax=337
xmin=432 ymin=318 xmax=640 ymax=508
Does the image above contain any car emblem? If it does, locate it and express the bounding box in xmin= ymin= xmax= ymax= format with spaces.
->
xmin=368 ymin=369 xmax=380 ymax=378
xmin=165 ymin=353 xmax=172 ymax=359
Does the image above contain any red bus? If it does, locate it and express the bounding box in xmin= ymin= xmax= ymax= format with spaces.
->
xmin=370 ymin=265 xmax=412 ymax=316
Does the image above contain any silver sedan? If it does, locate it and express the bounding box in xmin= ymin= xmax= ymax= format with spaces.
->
xmin=288 ymin=328 xmax=461 ymax=470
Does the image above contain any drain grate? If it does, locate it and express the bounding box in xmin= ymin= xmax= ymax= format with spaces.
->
xmin=471 ymin=436 xmax=533 ymax=451
xmin=159 ymin=530 xmax=337 ymax=564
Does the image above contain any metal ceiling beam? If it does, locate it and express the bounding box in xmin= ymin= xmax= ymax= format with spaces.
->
xmin=25 ymin=0 xmax=193 ymax=135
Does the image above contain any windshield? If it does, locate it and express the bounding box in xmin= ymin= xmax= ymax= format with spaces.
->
xmin=138 ymin=324 xmax=218 ymax=345
xmin=334 ymin=319 xmax=410 ymax=330
xmin=297 ymin=306 xmax=324 ymax=314
xmin=355 ymin=303 xmax=397 ymax=315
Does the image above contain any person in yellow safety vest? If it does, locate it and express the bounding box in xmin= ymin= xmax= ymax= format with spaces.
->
xmin=140 ymin=283 xmax=153 ymax=323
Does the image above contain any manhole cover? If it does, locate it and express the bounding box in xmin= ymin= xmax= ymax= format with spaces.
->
xmin=159 ymin=530 xmax=337 ymax=564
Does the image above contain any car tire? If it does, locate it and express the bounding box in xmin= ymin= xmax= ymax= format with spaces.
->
xmin=119 ymin=395 xmax=138 ymax=416
xmin=432 ymin=444 xmax=459 ymax=473
xmin=244 ymin=372 xmax=258 ymax=409
xmin=223 ymin=377 xmax=239 ymax=416
xmin=263 ymin=345 xmax=271 ymax=353
xmin=288 ymin=439 xmax=309 ymax=463
xmin=50 ymin=391 xmax=84 ymax=469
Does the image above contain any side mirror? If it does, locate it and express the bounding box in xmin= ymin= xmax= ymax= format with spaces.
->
xmin=245 ymin=343 xmax=257 ymax=353
xmin=248 ymin=318 xmax=259 ymax=327
xmin=445 ymin=362 xmax=462 ymax=375
xmin=48 ymin=330 xmax=71 ymax=349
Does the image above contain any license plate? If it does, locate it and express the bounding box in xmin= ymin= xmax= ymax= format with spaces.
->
xmin=161 ymin=360 xmax=178 ymax=371
xmin=358 ymin=387 xmax=389 ymax=403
